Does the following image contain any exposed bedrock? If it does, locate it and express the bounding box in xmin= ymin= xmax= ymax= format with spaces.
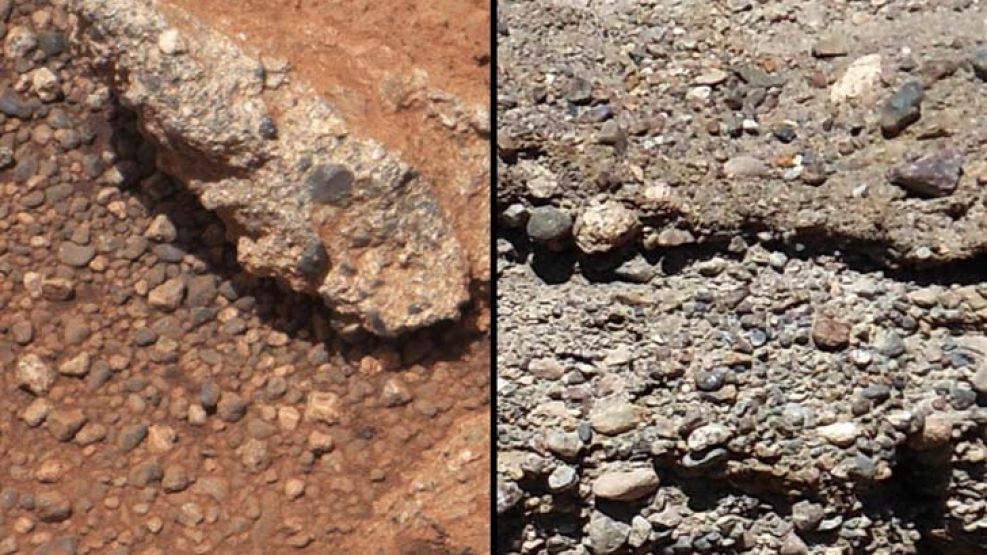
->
xmin=68 ymin=0 xmax=475 ymax=336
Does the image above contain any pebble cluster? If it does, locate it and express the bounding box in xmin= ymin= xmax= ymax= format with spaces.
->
xmin=499 ymin=243 xmax=987 ymax=554
xmin=0 ymin=1 xmax=488 ymax=553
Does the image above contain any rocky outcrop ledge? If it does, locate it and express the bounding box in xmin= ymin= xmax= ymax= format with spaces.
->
xmin=68 ymin=0 xmax=471 ymax=336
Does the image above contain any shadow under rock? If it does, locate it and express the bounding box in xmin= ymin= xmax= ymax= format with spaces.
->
xmin=531 ymin=246 xmax=577 ymax=284
xmin=513 ymin=215 xmax=987 ymax=289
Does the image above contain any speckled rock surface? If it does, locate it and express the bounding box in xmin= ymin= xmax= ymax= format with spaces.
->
xmin=69 ymin=0 xmax=470 ymax=336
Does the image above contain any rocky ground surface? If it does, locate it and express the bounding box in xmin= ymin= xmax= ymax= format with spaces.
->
xmin=497 ymin=1 xmax=987 ymax=554
xmin=162 ymin=0 xmax=493 ymax=291
xmin=0 ymin=0 xmax=489 ymax=553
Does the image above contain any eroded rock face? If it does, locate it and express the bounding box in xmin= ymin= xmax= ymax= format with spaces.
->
xmin=497 ymin=6 xmax=987 ymax=270
xmin=68 ymin=0 xmax=470 ymax=336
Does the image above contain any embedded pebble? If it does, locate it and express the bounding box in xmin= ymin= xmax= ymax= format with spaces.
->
xmin=592 ymin=467 xmax=660 ymax=501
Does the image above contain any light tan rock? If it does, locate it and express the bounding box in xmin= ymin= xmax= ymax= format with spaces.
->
xmin=817 ymin=422 xmax=861 ymax=447
xmin=71 ymin=0 xmax=473 ymax=335
xmin=148 ymin=277 xmax=185 ymax=311
xmin=147 ymin=424 xmax=177 ymax=453
xmin=21 ymin=398 xmax=52 ymax=427
xmin=16 ymin=354 xmax=54 ymax=396
xmin=573 ymin=201 xmax=639 ymax=254
xmin=831 ymin=54 xmax=883 ymax=105
xmin=305 ymin=391 xmax=341 ymax=425
xmin=592 ymin=468 xmax=660 ymax=501
xmin=307 ymin=430 xmax=334 ymax=454
xmin=58 ymin=352 xmax=91 ymax=377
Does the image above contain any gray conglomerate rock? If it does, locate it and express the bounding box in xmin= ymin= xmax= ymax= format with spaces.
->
xmin=497 ymin=1 xmax=987 ymax=553
xmin=69 ymin=0 xmax=469 ymax=336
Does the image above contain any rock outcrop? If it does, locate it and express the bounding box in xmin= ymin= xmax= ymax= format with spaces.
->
xmin=69 ymin=0 xmax=471 ymax=336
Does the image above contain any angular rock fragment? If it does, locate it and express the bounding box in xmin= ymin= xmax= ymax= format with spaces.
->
xmin=16 ymin=354 xmax=55 ymax=396
xmin=305 ymin=391 xmax=341 ymax=425
xmin=889 ymin=150 xmax=965 ymax=198
xmin=812 ymin=316 xmax=851 ymax=350
xmin=831 ymin=54 xmax=882 ymax=105
xmin=69 ymin=0 xmax=470 ymax=336
xmin=58 ymin=353 xmax=90 ymax=377
xmin=586 ymin=512 xmax=631 ymax=554
xmin=47 ymin=408 xmax=88 ymax=442
xmin=792 ymin=501 xmax=824 ymax=532
xmin=879 ymin=81 xmax=924 ymax=138
xmin=31 ymin=67 xmax=62 ymax=102
xmin=148 ymin=277 xmax=186 ymax=311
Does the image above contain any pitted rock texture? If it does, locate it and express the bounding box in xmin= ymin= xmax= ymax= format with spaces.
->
xmin=69 ymin=0 xmax=470 ymax=336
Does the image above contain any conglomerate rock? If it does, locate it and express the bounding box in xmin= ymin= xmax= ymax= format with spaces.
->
xmin=497 ymin=1 xmax=987 ymax=554
xmin=497 ymin=3 xmax=987 ymax=269
xmin=68 ymin=0 xmax=470 ymax=336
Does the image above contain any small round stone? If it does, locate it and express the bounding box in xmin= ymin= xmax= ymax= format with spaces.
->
xmin=526 ymin=206 xmax=573 ymax=245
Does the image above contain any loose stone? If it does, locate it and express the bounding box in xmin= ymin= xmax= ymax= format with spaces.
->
xmin=526 ymin=206 xmax=573 ymax=247
xmin=879 ymin=81 xmax=924 ymax=138
xmin=16 ymin=354 xmax=54 ymax=396
xmin=573 ymin=201 xmax=640 ymax=254
xmin=888 ymin=150 xmax=965 ymax=198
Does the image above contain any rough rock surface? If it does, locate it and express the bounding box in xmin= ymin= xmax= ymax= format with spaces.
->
xmin=69 ymin=0 xmax=470 ymax=336
xmin=0 ymin=0 xmax=489 ymax=553
xmin=497 ymin=2 xmax=987 ymax=269
xmin=162 ymin=0 xmax=493 ymax=297
xmin=498 ymin=1 xmax=987 ymax=554
xmin=499 ymin=247 xmax=987 ymax=554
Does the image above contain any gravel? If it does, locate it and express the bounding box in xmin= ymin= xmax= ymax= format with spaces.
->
xmin=0 ymin=2 xmax=489 ymax=552
xmin=499 ymin=6 xmax=987 ymax=542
